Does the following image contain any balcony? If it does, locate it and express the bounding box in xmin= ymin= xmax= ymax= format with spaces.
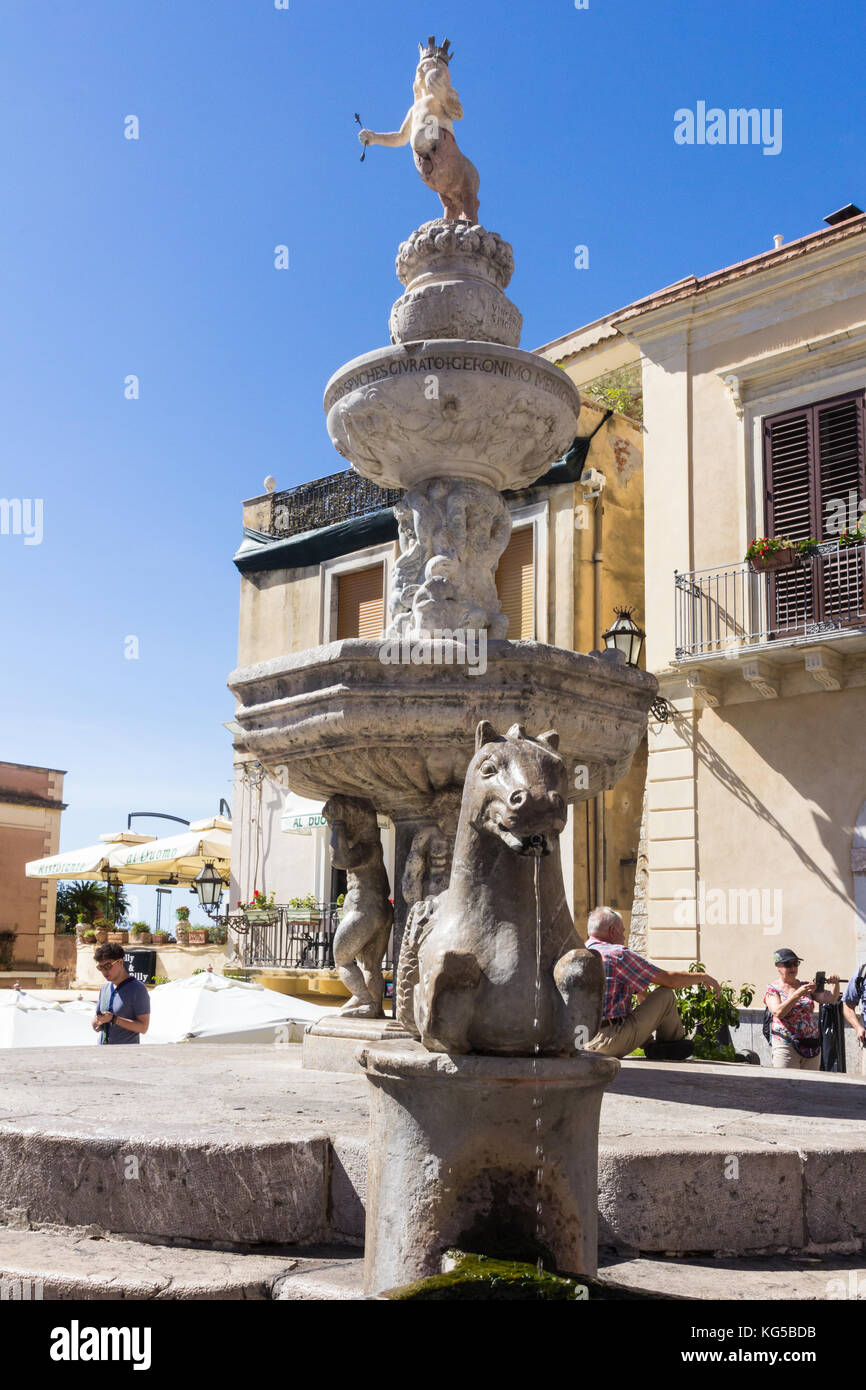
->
xmin=267 ymin=470 xmax=403 ymax=539
xmin=672 ymin=539 xmax=866 ymax=701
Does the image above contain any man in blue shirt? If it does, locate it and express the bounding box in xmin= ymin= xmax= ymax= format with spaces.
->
xmin=91 ymin=944 xmax=151 ymax=1044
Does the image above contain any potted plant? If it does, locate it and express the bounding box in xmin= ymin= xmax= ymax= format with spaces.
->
xmin=187 ymin=925 xmax=209 ymax=946
xmin=335 ymin=892 xmax=346 ymax=921
xmin=107 ymin=928 xmax=129 ymax=945
xmin=175 ymin=906 xmax=190 ymax=924
xmin=153 ymin=931 xmax=170 ymax=945
xmin=673 ymin=963 xmax=755 ymax=1063
xmin=744 ymin=536 xmax=806 ymax=573
xmin=208 ymin=924 xmax=227 ymax=946
xmin=176 ymin=925 xmax=189 ymax=946
xmin=285 ymin=893 xmax=320 ymax=923
xmin=93 ymin=917 xmax=112 ymax=945
xmin=238 ymin=890 xmax=278 ymax=924
xmin=75 ymin=914 xmax=90 ymax=941
xmin=130 ymin=921 xmax=152 ymax=945
xmin=83 ymin=929 xmax=97 ymax=946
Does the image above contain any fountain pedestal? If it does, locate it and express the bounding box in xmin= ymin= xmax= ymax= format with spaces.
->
xmin=359 ymin=1041 xmax=620 ymax=1295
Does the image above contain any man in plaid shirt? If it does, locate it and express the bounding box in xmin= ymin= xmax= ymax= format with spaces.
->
xmin=584 ymin=907 xmax=721 ymax=1060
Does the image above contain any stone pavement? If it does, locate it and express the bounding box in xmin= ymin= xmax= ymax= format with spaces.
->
xmin=1 ymin=1045 xmax=864 ymax=1270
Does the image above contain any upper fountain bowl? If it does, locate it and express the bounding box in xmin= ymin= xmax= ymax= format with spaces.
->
xmin=324 ymin=340 xmax=581 ymax=493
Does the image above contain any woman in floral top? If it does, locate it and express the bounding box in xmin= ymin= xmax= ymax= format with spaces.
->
xmin=764 ymin=947 xmax=840 ymax=1070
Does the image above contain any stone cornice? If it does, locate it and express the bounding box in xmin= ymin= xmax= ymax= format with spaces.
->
xmin=611 ymin=218 xmax=866 ymax=341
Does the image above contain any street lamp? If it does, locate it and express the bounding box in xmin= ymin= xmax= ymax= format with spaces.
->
xmin=602 ymin=606 xmax=645 ymax=667
xmin=603 ymin=606 xmax=673 ymax=723
xmin=194 ymin=862 xmax=224 ymax=919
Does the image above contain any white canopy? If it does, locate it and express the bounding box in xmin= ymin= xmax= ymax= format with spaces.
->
xmin=281 ymin=792 xmax=328 ymax=835
xmin=281 ymin=793 xmax=390 ymax=836
xmin=25 ymin=831 xmax=156 ymax=882
xmin=142 ymin=969 xmax=326 ymax=1045
xmin=107 ymin=816 xmax=232 ymax=884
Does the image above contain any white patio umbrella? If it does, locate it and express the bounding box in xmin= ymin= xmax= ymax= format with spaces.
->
xmin=107 ymin=816 xmax=232 ymax=885
xmin=24 ymin=831 xmax=156 ymax=882
xmin=0 ymin=994 xmax=94 ymax=1048
xmin=142 ymin=970 xmax=326 ymax=1045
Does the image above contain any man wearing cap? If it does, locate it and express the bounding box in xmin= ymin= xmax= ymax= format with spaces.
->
xmin=764 ymin=948 xmax=840 ymax=1070
xmin=584 ymin=906 xmax=721 ymax=1061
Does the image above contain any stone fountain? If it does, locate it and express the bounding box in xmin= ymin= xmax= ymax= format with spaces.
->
xmin=228 ymin=36 xmax=657 ymax=1295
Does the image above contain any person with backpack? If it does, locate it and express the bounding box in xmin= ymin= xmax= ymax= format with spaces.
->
xmin=91 ymin=943 xmax=151 ymax=1045
xmin=763 ymin=948 xmax=840 ymax=1069
xmin=842 ymin=960 xmax=866 ymax=1074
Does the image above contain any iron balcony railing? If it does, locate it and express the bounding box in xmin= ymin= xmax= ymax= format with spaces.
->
xmin=268 ymin=470 xmax=403 ymax=539
xmin=229 ymin=902 xmax=395 ymax=972
xmin=675 ymin=538 xmax=866 ymax=658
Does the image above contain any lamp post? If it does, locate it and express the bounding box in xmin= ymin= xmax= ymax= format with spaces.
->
xmin=603 ymin=606 xmax=673 ymax=723
xmin=193 ymin=862 xmax=224 ymax=920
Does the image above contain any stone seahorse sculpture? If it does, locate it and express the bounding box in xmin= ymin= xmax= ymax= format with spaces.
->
xmin=396 ymin=721 xmax=604 ymax=1054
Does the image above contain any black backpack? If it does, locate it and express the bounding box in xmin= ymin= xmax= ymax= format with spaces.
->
xmin=763 ymin=962 xmax=866 ymax=1044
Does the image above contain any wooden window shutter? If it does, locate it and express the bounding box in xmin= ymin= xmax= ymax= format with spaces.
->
xmin=337 ymin=565 xmax=384 ymax=639
xmin=496 ymin=524 xmax=535 ymax=639
xmin=763 ymin=391 xmax=866 ymax=631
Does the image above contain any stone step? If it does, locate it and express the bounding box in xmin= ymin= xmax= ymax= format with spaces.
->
xmin=599 ymin=1252 xmax=866 ymax=1301
xmin=0 ymin=1227 xmax=364 ymax=1301
xmin=2 ymin=1047 xmax=863 ymax=1258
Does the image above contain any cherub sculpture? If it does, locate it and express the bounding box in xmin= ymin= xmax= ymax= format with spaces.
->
xmin=323 ymin=795 xmax=393 ymax=1018
xmin=358 ymin=37 xmax=480 ymax=223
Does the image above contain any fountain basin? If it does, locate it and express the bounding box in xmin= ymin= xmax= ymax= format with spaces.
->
xmin=359 ymin=1041 xmax=619 ymax=1295
xmin=228 ymin=638 xmax=657 ymax=819
xmin=323 ymin=340 xmax=581 ymax=491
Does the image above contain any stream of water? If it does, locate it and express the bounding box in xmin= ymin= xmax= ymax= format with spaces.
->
xmin=532 ymin=855 xmax=545 ymax=1278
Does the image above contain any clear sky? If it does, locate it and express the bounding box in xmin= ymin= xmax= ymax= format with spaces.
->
xmin=0 ymin=0 xmax=861 ymax=916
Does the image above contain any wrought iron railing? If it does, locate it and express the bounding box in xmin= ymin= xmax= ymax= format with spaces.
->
xmin=268 ymin=471 xmax=403 ymax=539
xmin=674 ymin=539 xmax=866 ymax=658
xmin=228 ymin=902 xmax=394 ymax=972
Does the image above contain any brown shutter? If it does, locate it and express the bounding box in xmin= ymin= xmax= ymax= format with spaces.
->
xmin=337 ymin=565 xmax=384 ymax=639
xmin=496 ymin=525 xmax=534 ymax=639
xmin=763 ymin=391 xmax=866 ymax=632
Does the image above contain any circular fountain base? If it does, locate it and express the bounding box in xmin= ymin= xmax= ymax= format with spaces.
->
xmin=358 ymin=1041 xmax=619 ymax=1295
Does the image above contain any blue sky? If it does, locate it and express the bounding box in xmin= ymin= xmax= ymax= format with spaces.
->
xmin=0 ymin=0 xmax=861 ymax=915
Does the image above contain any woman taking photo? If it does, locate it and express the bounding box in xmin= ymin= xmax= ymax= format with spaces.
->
xmin=764 ymin=947 xmax=840 ymax=1070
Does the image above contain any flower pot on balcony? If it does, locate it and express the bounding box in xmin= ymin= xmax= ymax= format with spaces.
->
xmin=242 ymin=908 xmax=276 ymax=924
xmin=748 ymin=547 xmax=799 ymax=574
xmin=284 ymin=909 xmax=321 ymax=923
xmin=187 ymin=929 xmax=209 ymax=946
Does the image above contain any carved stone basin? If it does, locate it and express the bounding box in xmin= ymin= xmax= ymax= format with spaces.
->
xmin=228 ymin=639 xmax=657 ymax=820
xmin=323 ymin=342 xmax=581 ymax=492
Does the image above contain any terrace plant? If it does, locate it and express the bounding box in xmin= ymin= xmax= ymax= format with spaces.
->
xmin=674 ymin=962 xmax=755 ymax=1062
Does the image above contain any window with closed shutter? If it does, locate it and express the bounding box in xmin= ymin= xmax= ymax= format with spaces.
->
xmin=336 ymin=565 xmax=384 ymax=639
xmin=496 ymin=524 xmax=534 ymax=639
xmin=763 ymin=391 xmax=866 ymax=633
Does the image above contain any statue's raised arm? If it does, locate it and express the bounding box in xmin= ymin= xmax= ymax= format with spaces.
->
xmin=358 ymin=36 xmax=480 ymax=223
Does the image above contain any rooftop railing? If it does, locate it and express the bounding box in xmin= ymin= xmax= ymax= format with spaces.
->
xmin=674 ymin=538 xmax=866 ymax=659
xmin=268 ymin=471 xmax=404 ymax=539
